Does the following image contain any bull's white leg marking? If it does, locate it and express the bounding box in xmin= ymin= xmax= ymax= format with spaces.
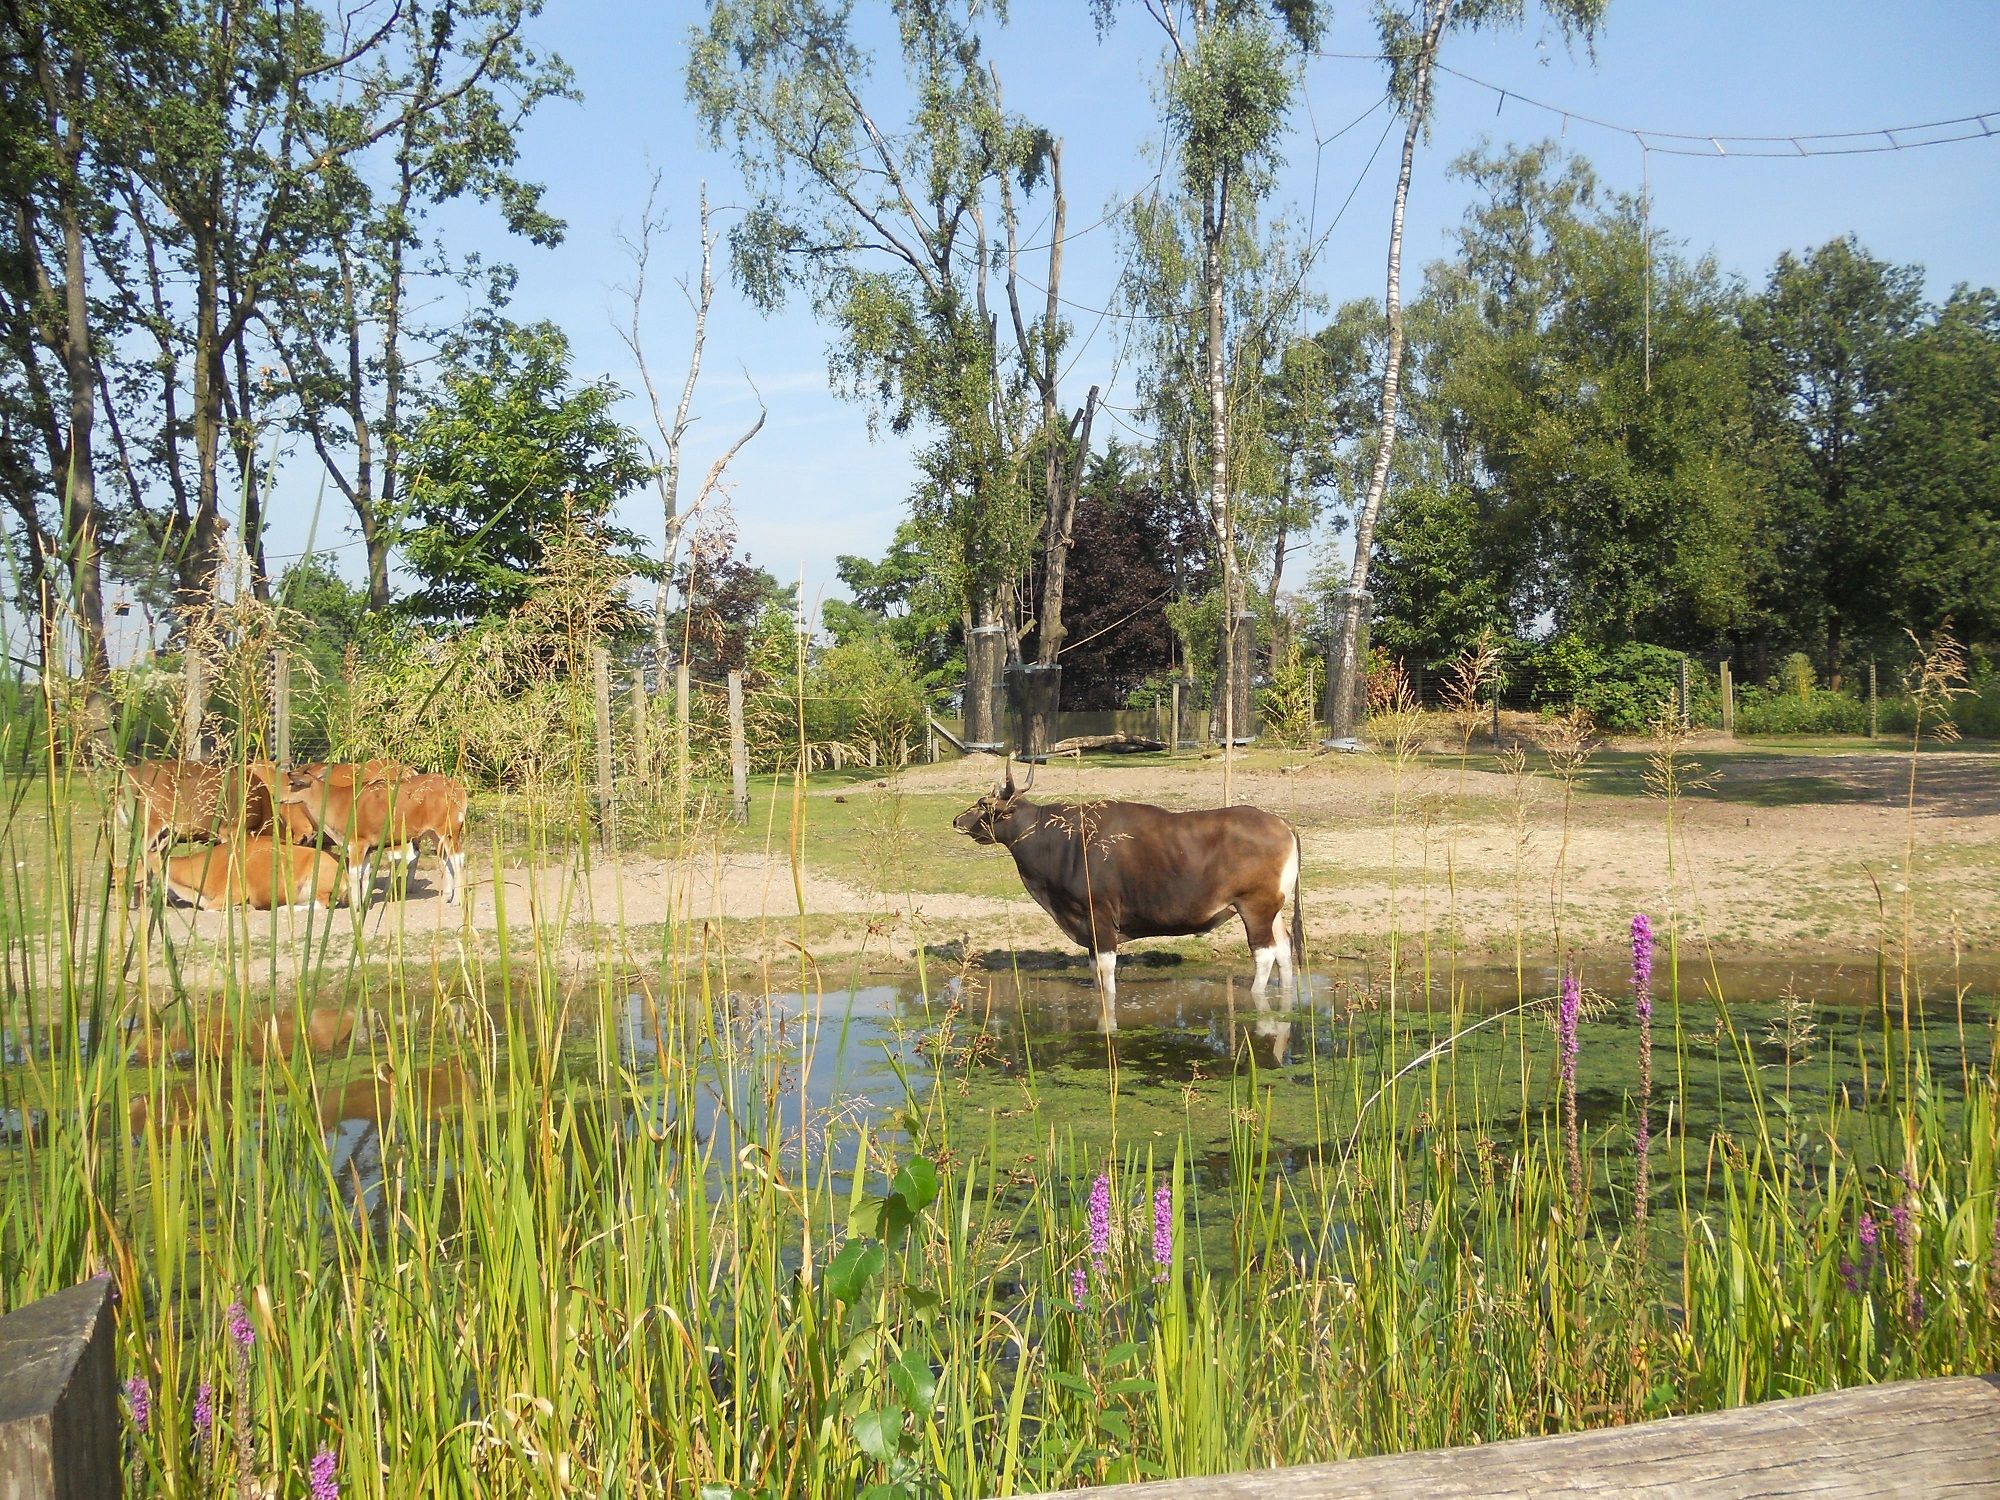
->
xmin=1276 ymin=837 xmax=1301 ymax=999
xmin=443 ymin=852 xmax=465 ymax=905
xmin=348 ymin=859 xmax=371 ymax=910
xmin=1250 ymin=945 xmax=1278 ymax=1003
xmin=1093 ymin=950 xmax=1118 ymax=1032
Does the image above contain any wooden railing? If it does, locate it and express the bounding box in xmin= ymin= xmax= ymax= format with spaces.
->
xmin=0 ymin=1277 xmax=119 ymax=1498
xmin=1012 ymin=1374 xmax=2000 ymax=1498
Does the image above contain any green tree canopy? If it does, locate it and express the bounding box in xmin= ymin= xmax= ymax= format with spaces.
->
xmin=399 ymin=320 xmax=649 ymax=622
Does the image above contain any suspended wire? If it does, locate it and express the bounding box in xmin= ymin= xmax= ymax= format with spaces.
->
xmin=1314 ymin=48 xmax=1999 ymax=159
xmin=997 ymin=92 xmax=1394 ymax=329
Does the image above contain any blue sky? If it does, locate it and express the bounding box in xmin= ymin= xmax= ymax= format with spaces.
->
xmin=257 ymin=0 xmax=2000 ymax=625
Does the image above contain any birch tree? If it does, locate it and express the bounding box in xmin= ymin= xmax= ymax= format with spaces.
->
xmin=1326 ymin=0 xmax=1606 ymax=739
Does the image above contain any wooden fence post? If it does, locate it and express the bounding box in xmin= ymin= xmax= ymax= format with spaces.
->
xmin=273 ymin=648 xmax=291 ymax=767
xmin=630 ymin=667 xmax=649 ymax=782
xmin=1719 ymin=659 xmax=1735 ymax=736
xmin=0 ymin=1277 xmax=119 ymax=1498
xmin=1490 ymin=682 xmax=1502 ymax=746
xmin=675 ymin=663 xmax=691 ymax=812
xmin=1169 ymin=680 xmax=1182 ymax=756
xmin=1678 ymin=655 xmax=1691 ymax=728
xmin=592 ymin=647 xmax=614 ymax=832
xmin=182 ymin=650 xmax=206 ymax=761
xmin=727 ymin=670 xmax=749 ymax=825
xmin=1868 ymin=660 xmax=1879 ymax=739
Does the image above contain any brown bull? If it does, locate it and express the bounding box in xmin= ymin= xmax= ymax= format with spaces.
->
xmin=277 ymin=768 xmax=469 ymax=908
xmin=953 ymin=762 xmax=1303 ymax=1025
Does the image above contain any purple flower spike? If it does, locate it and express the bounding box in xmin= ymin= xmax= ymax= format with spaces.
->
xmin=1891 ymin=1198 xmax=1914 ymax=1252
xmin=1632 ymin=913 xmax=1655 ymax=1238
xmin=1559 ymin=964 xmax=1583 ymax=1215
xmin=1629 ymin=913 xmax=1654 ymax=1015
xmin=1070 ymin=1262 xmax=1087 ymax=1310
xmin=193 ymin=1382 xmax=214 ymax=1445
xmin=1558 ymin=968 xmax=1581 ymax=1084
xmin=1088 ymin=1172 xmax=1112 ymax=1275
xmin=1859 ymin=1212 xmax=1879 ymax=1253
xmin=1152 ymin=1178 xmax=1173 ymax=1276
xmin=227 ymin=1301 xmax=255 ymax=1351
xmin=124 ymin=1374 xmax=151 ymax=1433
xmin=310 ymin=1446 xmax=339 ymax=1500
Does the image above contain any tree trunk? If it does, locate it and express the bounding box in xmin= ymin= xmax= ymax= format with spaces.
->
xmin=187 ymin=222 xmax=228 ymax=624
xmin=964 ymin=594 xmax=1006 ymax=749
xmin=1035 ymin=388 xmax=1099 ymax=668
xmin=1204 ymin=174 xmax=1238 ymax=804
xmin=1329 ymin=0 xmax=1451 ymax=742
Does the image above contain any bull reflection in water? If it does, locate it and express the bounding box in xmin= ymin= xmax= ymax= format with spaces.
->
xmin=954 ymin=760 xmax=1305 ymax=1033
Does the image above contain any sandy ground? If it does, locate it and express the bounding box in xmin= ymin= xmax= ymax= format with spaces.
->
xmin=120 ymin=739 xmax=2000 ymax=983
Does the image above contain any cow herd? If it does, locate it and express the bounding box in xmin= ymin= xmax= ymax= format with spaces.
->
xmin=119 ymin=758 xmax=470 ymax=912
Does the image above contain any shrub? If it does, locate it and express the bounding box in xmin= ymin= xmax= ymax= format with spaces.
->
xmin=811 ymin=636 xmax=930 ymax=768
xmin=1776 ymin=651 xmax=1817 ymax=700
xmin=1734 ymin=685 xmax=1869 ymax=736
xmin=1258 ymin=640 xmax=1323 ymax=749
xmin=1521 ymin=636 xmax=1702 ymax=732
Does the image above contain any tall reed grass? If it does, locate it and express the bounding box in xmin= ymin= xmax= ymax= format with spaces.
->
xmin=0 ymin=671 xmax=1996 ymax=1500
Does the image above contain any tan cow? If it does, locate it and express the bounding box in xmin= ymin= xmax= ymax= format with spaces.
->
xmin=143 ymin=837 xmax=347 ymax=910
xmin=247 ymin=759 xmax=413 ymax=848
xmin=278 ymin=769 xmax=469 ymax=907
xmin=120 ymin=760 xmax=276 ymax=853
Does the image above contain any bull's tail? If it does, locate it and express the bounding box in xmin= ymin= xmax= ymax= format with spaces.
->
xmin=1289 ymin=828 xmax=1305 ymax=969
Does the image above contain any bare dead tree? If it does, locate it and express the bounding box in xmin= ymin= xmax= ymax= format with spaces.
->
xmin=617 ymin=176 xmax=766 ymax=679
xmin=1001 ymin=138 xmax=1101 ymax=671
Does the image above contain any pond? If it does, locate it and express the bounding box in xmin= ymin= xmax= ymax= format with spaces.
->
xmin=577 ymin=950 xmax=2000 ymax=1205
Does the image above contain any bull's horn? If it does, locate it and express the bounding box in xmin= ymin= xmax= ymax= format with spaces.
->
xmin=994 ymin=754 xmax=1013 ymax=798
xmin=1018 ymin=759 xmax=1036 ymax=794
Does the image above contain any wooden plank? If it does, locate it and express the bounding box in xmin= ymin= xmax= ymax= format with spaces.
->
xmin=592 ymin=646 xmax=614 ymax=828
xmin=927 ymin=717 xmax=970 ymax=755
xmin=273 ymin=649 xmax=291 ymax=768
xmin=181 ymin=651 xmax=206 ymax=762
xmin=0 ymin=1277 xmax=120 ymax=1499
xmin=1009 ymin=1376 xmax=2000 ymax=1500
xmin=727 ymin=670 xmax=749 ymax=826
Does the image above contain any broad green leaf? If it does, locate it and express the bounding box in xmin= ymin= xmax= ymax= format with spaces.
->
xmin=826 ymin=1239 xmax=884 ymax=1304
xmin=853 ymin=1405 xmax=905 ymax=1463
xmin=889 ymin=1343 xmax=937 ymax=1409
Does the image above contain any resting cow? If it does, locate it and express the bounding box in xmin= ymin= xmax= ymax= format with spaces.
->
xmin=277 ymin=769 xmax=469 ymax=907
xmin=953 ymin=762 xmax=1303 ymax=1023
xmin=143 ymin=837 xmax=346 ymax=910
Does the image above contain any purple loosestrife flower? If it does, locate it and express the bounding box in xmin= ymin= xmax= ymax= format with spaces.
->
xmin=124 ymin=1375 xmax=151 ymax=1433
xmin=1559 ymin=965 xmax=1583 ymax=1217
xmin=1859 ymin=1212 xmax=1880 ymax=1254
xmin=1152 ymin=1178 xmax=1173 ymax=1279
xmin=1070 ymin=1262 xmax=1087 ymax=1310
xmin=193 ymin=1382 xmax=214 ymax=1446
xmin=310 ymin=1446 xmax=339 ymax=1500
xmin=1891 ymin=1198 xmax=1913 ymax=1253
xmin=1630 ymin=913 xmax=1654 ymax=1005
xmin=227 ymin=1301 xmax=255 ymax=1351
xmin=1631 ymin=914 xmax=1655 ymax=1237
xmin=1088 ymin=1172 xmax=1112 ymax=1277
